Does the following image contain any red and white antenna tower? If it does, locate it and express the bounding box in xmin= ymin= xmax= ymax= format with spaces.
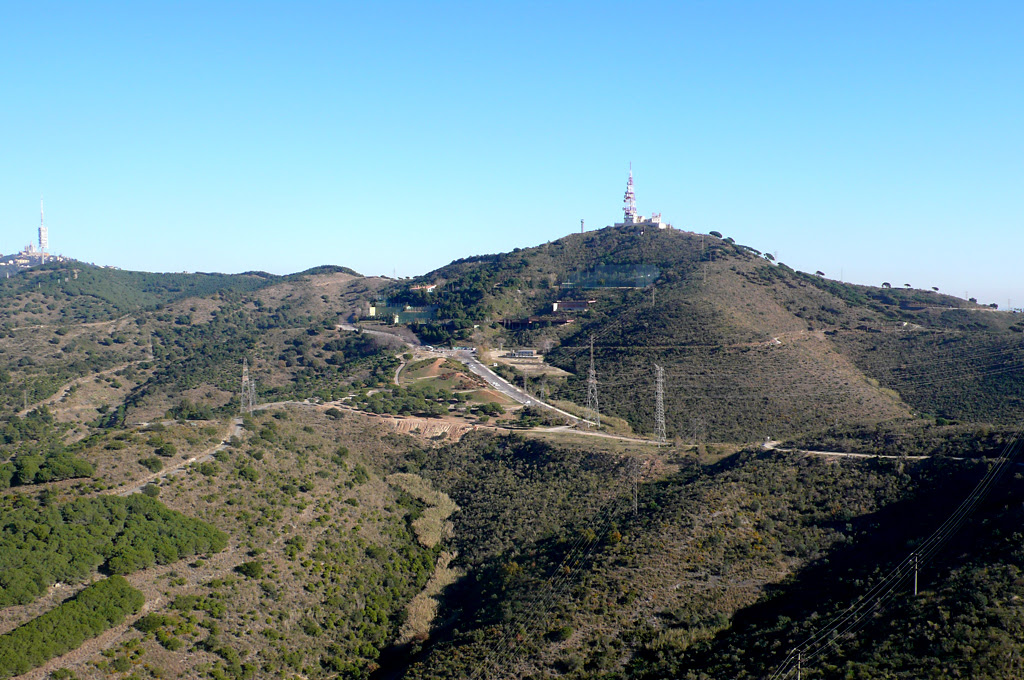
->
xmin=623 ymin=164 xmax=637 ymax=222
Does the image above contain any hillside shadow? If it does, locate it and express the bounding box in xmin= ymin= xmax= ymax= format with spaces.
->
xmin=638 ymin=454 xmax=1024 ymax=679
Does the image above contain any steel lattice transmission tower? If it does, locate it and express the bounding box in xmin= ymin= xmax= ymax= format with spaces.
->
xmin=586 ymin=335 xmax=600 ymax=428
xmin=241 ymin=359 xmax=256 ymax=414
xmin=654 ymin=363 xmax=666 ymax=444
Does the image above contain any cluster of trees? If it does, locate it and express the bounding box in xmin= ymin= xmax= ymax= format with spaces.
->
xmin=835 ymin=330 xmax=1024 ymax=428
xmin=1 ymin=407 xmax=60 ymax=446
xmin=0 ymin=576 xmax=144 ymax=678
xmin=0 ymin=408 xmax=94 ymax=487
xmin=283 ymin=526 xmax=438 ymax=677
xmin=166 ymin=398 xmax=216 ymax=420
xmin=0 ymin=451 xmax=94 ymax=489
xmin=351 ymin=384 xmax=469 ymax=418
xmin=157 ymin=412 xmax=445 ymax=679
xmin=0 ymin=494 xmax=226 ymax=607
xmin=147 ymin=302 xmax=261 ymax=393
xmin=512 ymin=405 xmax=561 ymax=428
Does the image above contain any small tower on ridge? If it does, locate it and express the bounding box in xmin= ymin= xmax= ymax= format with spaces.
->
xmin=612 ymin=166 xmax=672 ymax=230
xmin=38 ymin=196 xmax=48 ymax=253
xmin=623 ymin=166 xmax=637 ymax=223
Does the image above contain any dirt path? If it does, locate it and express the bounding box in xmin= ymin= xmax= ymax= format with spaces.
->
xmin=19 ymin=543 xmax=246 ymax=680
xmin=15 ymin=596 xmax=165 ymax=680
xmin=762 ymin=441 xmax=930 ymax=460
xmin=116 ymin=418 xmax=243 ymax=496
xmin=538 ymin=424 xmax=665 ymax=446
xmin=17 ymin=360 xmax=145 ymax=417
xmin=9 ymin=315 xmax=133 ymax=334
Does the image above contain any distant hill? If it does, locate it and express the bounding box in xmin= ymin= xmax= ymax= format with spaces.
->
xmin=0 ymin=263 xmax=385 ymax=417
xmin=0 ymin=262 xmax=366 ymax=325
xmin=0 ymin=262 xmax=280 ymax=324
xmin=293 ymin=264 xmax=362 ymax=277
xmin=394 ymin=227 xmax=1024 ymax=442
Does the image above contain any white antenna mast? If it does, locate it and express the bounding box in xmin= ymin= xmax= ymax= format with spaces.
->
xmin=39 ymin=194 xmax=48 ymax=253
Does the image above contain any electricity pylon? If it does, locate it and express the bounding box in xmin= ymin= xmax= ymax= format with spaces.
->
xmin=654 ymin=363 xmax=666 ymax=444
xmin=241 ymin=359 xmax=256 ymax=414
xmin=586 ymin=335 xmax=600 ymax=428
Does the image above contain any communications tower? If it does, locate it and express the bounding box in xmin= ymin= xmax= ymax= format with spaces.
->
xmin=612 ymin=166 xmax=671 ymax=230
xmin=38 ymin=196 xmax=48 ymax=253
xmin=623 ymin=166 xmax=637 ymax=223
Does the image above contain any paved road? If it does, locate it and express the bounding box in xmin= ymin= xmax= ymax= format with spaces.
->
xmin=335 ymin=324 xmax=594 ymax=427
xmin=453 ymin=350 xmax=594 ymax=426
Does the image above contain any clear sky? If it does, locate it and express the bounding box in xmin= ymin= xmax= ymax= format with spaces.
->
xmin=2 ymin=2 xmax=1022 ymax=307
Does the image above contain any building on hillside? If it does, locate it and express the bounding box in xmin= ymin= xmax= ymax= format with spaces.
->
xmin=552 ymin=299 xmax=595 ymax=313
xmin=506 ymin=349 xmax=536 ymax=358
xmin=410 ymin=284 xmax=437 ymax=293
xmin=612 ymin=168 xmax=672 ymax=230
xmin=367 ymin=301 xmax=437 ymax=323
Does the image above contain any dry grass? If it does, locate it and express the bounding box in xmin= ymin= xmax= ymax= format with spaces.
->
xmin=387 ymin=472 xmax=460 ymax=548
xmin=397 ymin=551 xmax=463 ymax=644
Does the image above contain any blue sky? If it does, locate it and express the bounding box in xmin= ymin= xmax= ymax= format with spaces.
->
xmin=1 ymin=1 xmax=1022 ymax=306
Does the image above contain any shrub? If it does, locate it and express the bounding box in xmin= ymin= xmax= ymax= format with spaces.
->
xmin=139 ymin=457 xmax=163 ymax=473
xmin=236 ymin=561 xmax=264 ymax=578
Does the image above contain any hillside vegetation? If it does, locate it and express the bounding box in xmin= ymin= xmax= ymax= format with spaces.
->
xmin=0 ymin=234 xmax=1022 ymax=680
xmin=395 ymin=227 xmax=1023 ymax=442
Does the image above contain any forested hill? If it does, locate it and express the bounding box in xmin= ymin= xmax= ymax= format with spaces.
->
xmin=0 ymin=262 xmax=361 ymax=326
xmin=0 ymin=262 xmax=279 ymax=324
xmin=395 ymin=226 xmax=1024 ymax=442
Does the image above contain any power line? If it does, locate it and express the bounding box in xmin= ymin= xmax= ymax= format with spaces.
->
xmin=769 ymin=422 xmax=1024 ymax=678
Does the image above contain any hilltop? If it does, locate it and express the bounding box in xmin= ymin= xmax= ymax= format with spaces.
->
xmin=391 ymin=226 xmax=1024 ymax=442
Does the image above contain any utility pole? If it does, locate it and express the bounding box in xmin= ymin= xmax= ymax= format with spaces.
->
xmin=797 ymin=651 xmax=802 ymax=680
xmin=586 ymin=335 xmax=600 ymax=428
xmin=654 ymin=364 xmax=666 ymax=444
xmin=913 ymin=553 xmax=919 ymax=596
